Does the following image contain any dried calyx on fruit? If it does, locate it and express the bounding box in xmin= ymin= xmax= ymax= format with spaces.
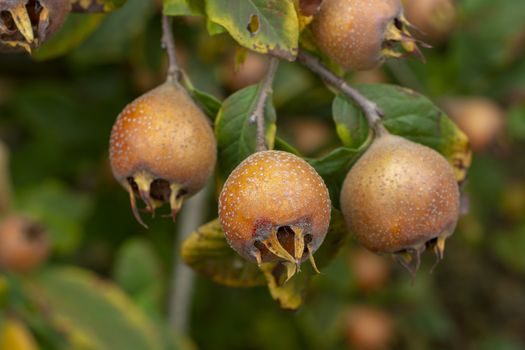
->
xmin=0 ymin=0 xmax=70 ymax=53
xmin=311 ymin=0 xmax=427 ymax=71
xmin=340 ymin=130 xmax=460 ymax=276
xmin=219 ymin=151 xmax=331 ymax=280
xmin=0 ymin=214 xmax=50 ymax=273
xmin=109 ymin=81 xmax=217 ymax=227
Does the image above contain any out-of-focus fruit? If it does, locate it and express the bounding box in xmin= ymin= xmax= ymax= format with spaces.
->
xmin=445 ymin=97 xmax=506 ymax=152
xmin=344 ymin=305 xmax=394 ymax=350
xmin=219 ymin=151 xmax=331 ymax=279
xmin=0 ymin=214 xmax=49 ymax=273
xmin=109 ymin=82 xmax=217 ymax=227
xmin=340 ymin=133 xmax=460 ymax=274
xmin=403 ymin=0 xmax=456 ymax=43
xmin=222 ymin=51 xmax=267 ymax=91
xmin=349 ymin=248 xmax=390 ymax=292
xmin=284 ymin=118 xmax=334 ymax=155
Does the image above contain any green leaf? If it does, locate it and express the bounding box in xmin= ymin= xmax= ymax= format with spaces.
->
xmin=307 ymin=147 xmax=362 ymax=208
xmin=33 ymin=14 xmax=105 ymax=60
xmin=332 ymin=95 xmax=369 ymax=149
xmin=181 ymin=219 xmax=266 ymax=287
xmin=163 ymin=0 xmax=204 ymax=16
xmin=274 ymin=136 xmax=301 ymax=155
xmin=332 ymin=84 xmax=471 ymax=183
xmin=215 ymin=85 xmax=277 ymax=180
xmin=206 ymin=19 xmax=226 ymax=36
xmin=26 ymin=267 xmax=162 ymax=350
xmin=113 ymin=239 xmax=164 ymax=313
xmin=206 ymin=0 xmax=299 ymax=60
xmin=189 ymin=88 xmax=222 ymax=121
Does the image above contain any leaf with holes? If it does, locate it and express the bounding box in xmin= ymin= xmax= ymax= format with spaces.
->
xmin=181 ymin=219 xmax=266 ymax=287
xmin=206 ymin=0 xmax=299 ymax=60
xmin=333 ymin=84 xmax=472 ymax=182
xmin=215 ymin=85 xmax=277 ymax=180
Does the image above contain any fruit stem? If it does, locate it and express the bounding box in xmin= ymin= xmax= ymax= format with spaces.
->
xmin=297 ymin=50 xmax=388 ymax=138
xmin=254 ymin=57 xmax=280 ymax=152
xmin=161 ymin=15 xmax=181 ymax=83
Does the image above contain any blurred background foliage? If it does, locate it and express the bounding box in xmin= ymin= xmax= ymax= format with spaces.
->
xmin=0 ymin=0 xmax=524 ymax=349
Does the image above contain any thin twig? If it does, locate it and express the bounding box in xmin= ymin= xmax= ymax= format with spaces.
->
xmin=253 ymin=57 xmax=280 ymax=152
xmin=168 ymin=184 xmax=211 ymax=333
xmin=297 ymin=50 xmax=388 ymax=136
xmin=161 ymin=15 xmax=181 ymax=83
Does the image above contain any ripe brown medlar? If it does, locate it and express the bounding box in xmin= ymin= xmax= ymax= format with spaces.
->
xmin=340 ymin=133 xmax=460 ymax=275
xmin=109 ymin=81 xmax=217 ymax=227
xmin=311 ymin=0 xmax=425 ymax=71
xmin=219 ymin=151 xmax=331 ymax=278
xmin=0 ymin=214 xmax=50 ymax=273
xmin=0 ymin=0 xmax=70 ymax=53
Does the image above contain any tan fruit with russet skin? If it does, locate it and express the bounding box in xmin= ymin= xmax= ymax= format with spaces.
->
xmin=349 ymin=248 xmax=390 ymax=292
xmin=0 ymin=214 xmax=50 ymax=273
xmin=311 ymin=0 xmax=423 ymax=71
xmin=445 ymin=97 xmax=505 ymax=152
xmin=219 ymin=151 xmax=331 ymax=278
xmin=0 ymin=0 xmax=70 ymax=53
xmin=110 ymin=81 xmax=217 ymax=227
xmin=340 ymin=133 xmax=460 ymax=274
xmin=344 ymin=306 xmax=394 ymax=350
xmin=403 ymin=0 xmax=456 ymax=43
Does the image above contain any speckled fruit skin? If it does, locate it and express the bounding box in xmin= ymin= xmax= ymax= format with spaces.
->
xmin=340 ymin=134 xmax=460 ymax=253
xmin=110 ymin=82 xmax=216 ymax=196
xmin=0 ymin=215 xmax=49 ymax=273
xmin=311 ymin=0 xmax=403 ymax=70
xmin=0 ymin=0 xmax=70 ymax=52
xmin=219 ymin=151 xmax=331 ymax=264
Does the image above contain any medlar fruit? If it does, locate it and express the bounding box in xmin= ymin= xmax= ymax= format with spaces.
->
xmin=311 ymin=0 xmax=424 ymax=71
xmin=219 ymin=151 xmax=331 ymax=278
xmin=0 ymin=214 xmax=50 ymax=273
xmin=110 ymin=81 xmax=217 ymax=227
xmin=340 ymin=133 xmax=460 ymax=274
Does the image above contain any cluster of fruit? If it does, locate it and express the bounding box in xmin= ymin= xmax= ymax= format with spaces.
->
xmin=0 ymin=0 xmax=476 ymax=280
xmin=106 ymin=0 xmax=461 ymax=279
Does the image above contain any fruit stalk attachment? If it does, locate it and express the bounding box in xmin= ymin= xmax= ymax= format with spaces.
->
xmin=252 ymin=57 xmax=280 ymax=152
xmin=161 ymin=15 xmax=181 ymax=83
xmin=297 ymin=50 xmax=388 ymax=137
